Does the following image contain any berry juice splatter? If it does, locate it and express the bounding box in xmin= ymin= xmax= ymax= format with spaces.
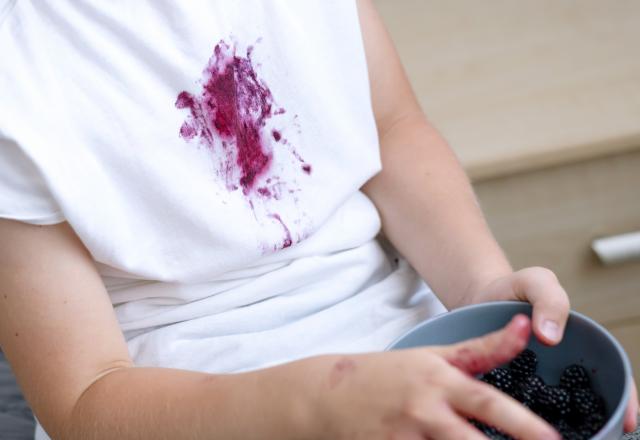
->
xmin=176 ymin=39 xmax=311 ymax=250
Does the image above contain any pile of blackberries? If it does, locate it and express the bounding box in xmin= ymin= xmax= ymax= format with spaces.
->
xmin=471 ymin=349 xmax=607 ymax=439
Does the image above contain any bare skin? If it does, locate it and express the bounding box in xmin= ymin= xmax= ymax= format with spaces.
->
xmin=0 ymin=0 xmax=636 ymax=438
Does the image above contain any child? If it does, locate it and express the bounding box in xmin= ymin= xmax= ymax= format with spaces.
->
xmin=0 ymin=1 xmax=636 ymax=438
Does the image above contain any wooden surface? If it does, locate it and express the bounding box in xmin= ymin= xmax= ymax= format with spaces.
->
xmin=474 ymin=149 xmax=640 ymax=383
xmin=374 ymin=0 xmax=640 ymax=180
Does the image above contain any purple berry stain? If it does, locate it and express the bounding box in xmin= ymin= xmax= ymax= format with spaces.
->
xmin=270 ymin=214 xmax=293 ymax=249
xmin=175 ymin=39 xmax=311 ymax=250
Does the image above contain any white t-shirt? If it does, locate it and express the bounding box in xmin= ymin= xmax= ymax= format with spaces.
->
xmin=0 ymin=1 xmax=446 ymax=437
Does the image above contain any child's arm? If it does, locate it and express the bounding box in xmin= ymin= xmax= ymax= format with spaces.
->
xmin=357 ymin=0 xmax=569 ymax=344
xmin=0 ymin=222 xmax=558 ymax=439
xmin=0 ymin=220 xmax=313 ymax=439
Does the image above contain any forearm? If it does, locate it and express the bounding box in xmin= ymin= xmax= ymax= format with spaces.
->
xmin=362 ymin=114 xmax=512 ymax=308
xmin=62 ymin=360 xmax=322 ymax=440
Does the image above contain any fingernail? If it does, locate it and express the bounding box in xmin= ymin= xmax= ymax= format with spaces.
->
xmin=541 ymin=320 xmax=560 ymax=342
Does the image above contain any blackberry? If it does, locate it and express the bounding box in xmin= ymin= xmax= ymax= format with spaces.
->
xmin=535 ymin=385 xmax=571 ymax=420
xmin=482 ymin=368 xmax=514 ymax=393
xmin=509 ymin=348 xmax=538 ymax=380
xmin=553 ymin=419 xmax=583 ymax=440
xmin=570 ymin=388 xmax=605 ymax=420
xmin=578 ymin=412 xmax=606 ymax=438
xmin=560 ymin=365 xmax=590 ymax=390
xmin=511 ymin=382 xmax=535 ymax=408
xmin=524 ymin=374 xmax=546 ymax=393
xmin=479 ymin=350 xmax=609 ymax=439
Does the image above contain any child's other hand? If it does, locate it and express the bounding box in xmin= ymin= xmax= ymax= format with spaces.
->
xmin=313 ymin=315 xmax=560 ymax=440
xmin=465 ymin=267 xmax=570 ymax=346
xmin=464 ymin=267 xmax=639 ymax=433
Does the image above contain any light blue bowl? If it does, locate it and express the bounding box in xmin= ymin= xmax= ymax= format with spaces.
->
xmin=387 ymin=301 xmax=632 ymax=440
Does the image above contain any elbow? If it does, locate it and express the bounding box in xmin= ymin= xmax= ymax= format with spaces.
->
xmin=47 ymin=363 xmax=133 ymax=440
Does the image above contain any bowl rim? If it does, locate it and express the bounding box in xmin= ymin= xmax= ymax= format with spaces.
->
xmin=385 ymin=301 xmax=633 ymax=437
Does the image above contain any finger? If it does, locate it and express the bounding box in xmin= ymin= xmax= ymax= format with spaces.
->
xmin=513 ymin=267 xmax=570 ymax=345
xmin=433 ymin=314 xmax=531 ymax=376
xmin=386 ymin=429 xmax=425 ymax=440
xmin=448 ymin=371 xmax=560 ymax=440
xmin=401 ymin=434 xmax=424 ymax=440
xmin=624 ymin=378 xmax=639 ymax=433
xmin=390 ymin=430 xmax=426 ymax=440
xmin=416 ymin=404 xmax=486 ymax=440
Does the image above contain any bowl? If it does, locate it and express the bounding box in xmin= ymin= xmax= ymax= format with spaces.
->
xmin=386 ymin=301 xmax=632 ymax=440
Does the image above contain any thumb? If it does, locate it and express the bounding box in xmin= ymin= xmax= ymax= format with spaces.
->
xmin=433 ymin=314 xmax=531 ymax=376
xmin=513 ymin=267 xmax=570 ymax=346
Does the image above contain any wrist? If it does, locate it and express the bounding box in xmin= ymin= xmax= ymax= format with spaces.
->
xmin=259 ymin=355 xmax=336 ymax=439
xmin=455 ymin=266 xmax=514 ymax=309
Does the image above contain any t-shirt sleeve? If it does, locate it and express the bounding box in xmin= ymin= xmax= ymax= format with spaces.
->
xmin=0 ymin=137 xmax=65 ymax=225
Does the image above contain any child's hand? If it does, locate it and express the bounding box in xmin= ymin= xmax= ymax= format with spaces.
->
xmin=312 ymin=315 xmax=561 ymax=440
xmin=465 ymin=267 xmax=570 ymax=346
xmin=463 ymin=267 xmax=639 ymax=433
